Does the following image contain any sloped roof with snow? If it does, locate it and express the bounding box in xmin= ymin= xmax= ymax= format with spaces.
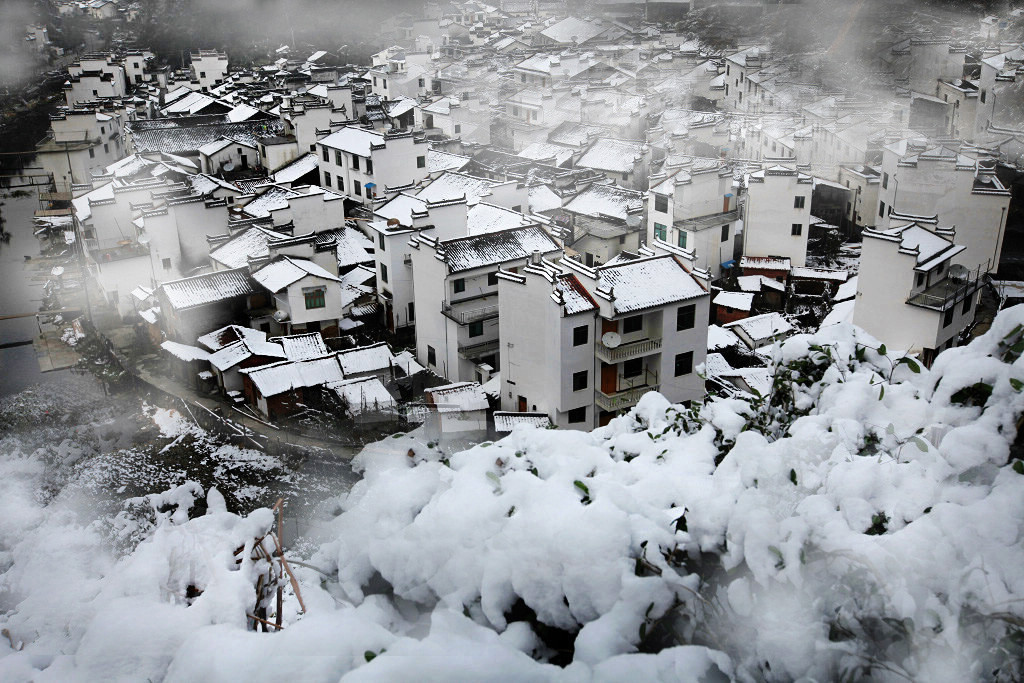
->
xmin=708 ymin=324 xmax=741 ymax=351
xmin=494 ymin=412 xmax=552 ymax=431
xmin=713 ymin=291 xmax=754 ymax=311
xmin=576 ymin=138 xmax=646 ymax=174
xmin=563 ymin=183 xmax=643 ymax=220
xmin=416 ymin=172 xmax=497 ymax=205
xmin=442 ymin=226 xmax=560 ymax=273
xmin=159 ymin=268 xmax=258 ymax=311
xmin=738 ymin=274 xmax=785 ymax=293
xmin=197 ymin=324 xmax=270 ymax=352
xmin=725 ymin=312 xmax=793 ymax=344
xmin=319 ymin=125 xmax=385 ymax=156
xmin=210 ymin=226 xmax=290 ymax=269
xmin=467 ymin=203 xmax=534 ymax=236
xmin=208 ymin=338 xmax=287 ymax=371
xmin=273 ymin=332 xmax=330 ymax=361
xmin=241 ymin=355 xmax=345 ymax=397
xmin=595 ymin=255 xmax=707 ymax=314
xmin=426 ymin=149 xmax=471 ymax=174
xmin=426 ymin=382 xmax=489 ymax=412
xmin=160 ymin=340 xmax=211 ymax=362
xmin=330 ymin=376 xmax=395 ymax=414
xmin=272 ymin=153 xmax=320 ymax=183
xmin=251 ymin=256 xmax=342 ymax=292
xmin=555 ymin=273 xmax=598 ymax=315
xmin=540 ymin=16 xmax=606 ymax=44
xmin=336 ymin=342 xmax=395 ymax=376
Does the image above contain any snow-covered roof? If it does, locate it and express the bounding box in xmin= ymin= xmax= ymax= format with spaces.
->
xmin=160 ymin=340 xmax=211 ymax=362
xmin=702 ymin=352 xmax=733 ymax=379
xmin=707 ymin=324 xmax=741 ymax=351
xmin=540 ymin=16 xmax=606 ymax=44
xmin=713 ymin=291 xmax=754 ymax=311
xmin=197 ymin=324 xmax=269 ymax=352
xmin=868 ymin=223 xmax=964 ymax=271
xmin=595 ymin=255 xmax=707 ymax=314
xmin=426 ymin=382 xmax=489 ymax=412
xmin=467 ymin=203 xmax=534 ymax=236
xmin=273 ymin=332 xmax=330 ymax=361
xmin=393 ymin=350 xmax=426 ymax=376
xmin=563 ymin=183 xmax=643 ymax=221
xmin=833 ymin=276 xmax=858 ymax=302
xmin=330 ymin=376 xmax=396 ymax=414
xmin=442 ymin=226 xmax=560 ymax=273
xmin=272 ymin=153 xmax=320 ymax=183
xmin=529 ymin=184 xmax=563 ymax=213
xmin=319 ymin=125 xmax=385 ymax=156
xmin=725 ymin=312 xmax=793 ymax=345
xmin=241 ymin=355 xmax=345 ymax=397
xmin=336 ymin=342 xmax=395 ymax=376
xmin=518 ymin=142 xmax=574 ymax=166
xmin=426 ymin=149 xmax=471 ymax=174
xmin=208 ymin=338 xmax=287 ymax=371
xmin=790 ymin=266 xmax=848 ymax=282
xmin=416 ymin=171 xmax=497 ymax=205
xmin=493 ymin=412 xmax=552 ymax=432
xmin=159 ymin=268 xmax=258 ymax=311
xmin=251 ymin=256 xmax=341 ymax=293
xmin=576 ymin=138 xmax=646 ymax=174
xmin=740 ymin=256 xmax=791 ymax=272
xmin=737 ymin=275 xmax=785 ymax=293
xmin=209 ymin=226 xmax=290 ymax=269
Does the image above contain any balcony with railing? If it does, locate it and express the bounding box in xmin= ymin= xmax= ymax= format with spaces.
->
xmin=673 ymin=207 xmax=742 ymax=232
xmin=85 ymin=237 xmax=150 ymax=263
xmin=906 ymin=264 xmax=986 ymax=311
xmin=595 ymin=370 xmax=659 ymax=412
xmin=595 ymin=337 xmax=662 ymax=364
xmin=458 ymin=337 xmax=499 ymax=359
xmin=442 ymin=297 xmax=499 ymax=325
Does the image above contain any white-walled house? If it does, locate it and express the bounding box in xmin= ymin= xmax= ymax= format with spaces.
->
xmin=853 ymin=220 xmax=981 ymax=366
xmin=409 ymin=225 xmax=562 ymax=383
xmin=648 ymin=161 xmax=740 ymax=278
xmin=497 ymin=253 xmax=710 ymax=429
xmin=837 ymin=164 xmax=881 ymax=231
xmin=249 ymin=256 xmax=346 ymax=336
xmin=317 ymin=126 xmax=431 ymax=206
xmin=743 ymin=164 xmax=812 ymax=268
xmin=876 ymin=140 xmax=1010 ymax=272
xmin=189 ymin=50 xmax=229 ymax=91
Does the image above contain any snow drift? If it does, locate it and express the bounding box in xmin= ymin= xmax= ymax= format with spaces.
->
xmin=3 ymin=309 xmax=1024 ymax=681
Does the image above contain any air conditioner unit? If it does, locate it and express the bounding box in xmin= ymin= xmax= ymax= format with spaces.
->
xmin=403 ymin=254 xmax=412 ymax=265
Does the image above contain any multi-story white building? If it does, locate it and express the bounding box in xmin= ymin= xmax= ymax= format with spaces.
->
xmin=743 ymin=163 xmax=812 ymax=267
xmin=65 ymin=54 xmax=128 ymax=106
xmin=317 ymin=126 xmax=430 ymax=206
xmin=189 ymin=50 xmax=229 ymax=91
xmin=837 ymin=164 xmax=881 ymax=231
xmin=648 ymin=160 xmax=740 ymax=278
xmin=498 ymin=252 xmax=710 ymax=429
xmin=409 ymin=225 xmax=562 ymax=383
xmin=876 ymin=140 xmax=1010 ymax=272
xmin=853 ymin=219 xmax=981 ymax=366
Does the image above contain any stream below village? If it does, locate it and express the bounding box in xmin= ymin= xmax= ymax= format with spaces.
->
xmin=0 ymin=191 xmax=363 ymax=556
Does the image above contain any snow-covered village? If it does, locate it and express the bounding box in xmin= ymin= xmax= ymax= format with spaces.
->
xmin=1 ymin=0 xmax=1024 ymax=679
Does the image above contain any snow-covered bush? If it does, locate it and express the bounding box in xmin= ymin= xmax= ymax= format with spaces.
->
xmin=2 ymin=309 xmax=1024 ymax=681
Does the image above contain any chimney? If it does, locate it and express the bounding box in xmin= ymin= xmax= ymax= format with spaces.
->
xmin=530 ymin=249 xmax=541 ymax=265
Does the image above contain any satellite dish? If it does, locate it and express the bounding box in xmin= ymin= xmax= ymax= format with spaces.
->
xmin=51 ymin=266 xmax=65 ymax=276
xmin=272 ymin=309 xmax=289 ymax=322
xmin=223 ymin=162 xmax=236 ymax=172
xmin=602 ymin=331 xmax=621 ymax=348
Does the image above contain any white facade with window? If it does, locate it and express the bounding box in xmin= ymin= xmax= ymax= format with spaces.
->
xmin=853 ymin=221 xmax=979 ymax=366
xmin=317 ymin=126 xmax=430 ymax=206
xmin=498 ymin=253 xmax=710 ymax=430
xmin=876 ymin=140 xmax=1010 ymax=273
xmin=648 ymin=163 xmax=740 ymax=277
xmin=743 ymin=164 xmax=812 ymax=267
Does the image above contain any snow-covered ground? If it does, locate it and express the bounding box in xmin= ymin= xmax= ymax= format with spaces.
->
xmin=3 ymin=309 xmax=1024 ymax=681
